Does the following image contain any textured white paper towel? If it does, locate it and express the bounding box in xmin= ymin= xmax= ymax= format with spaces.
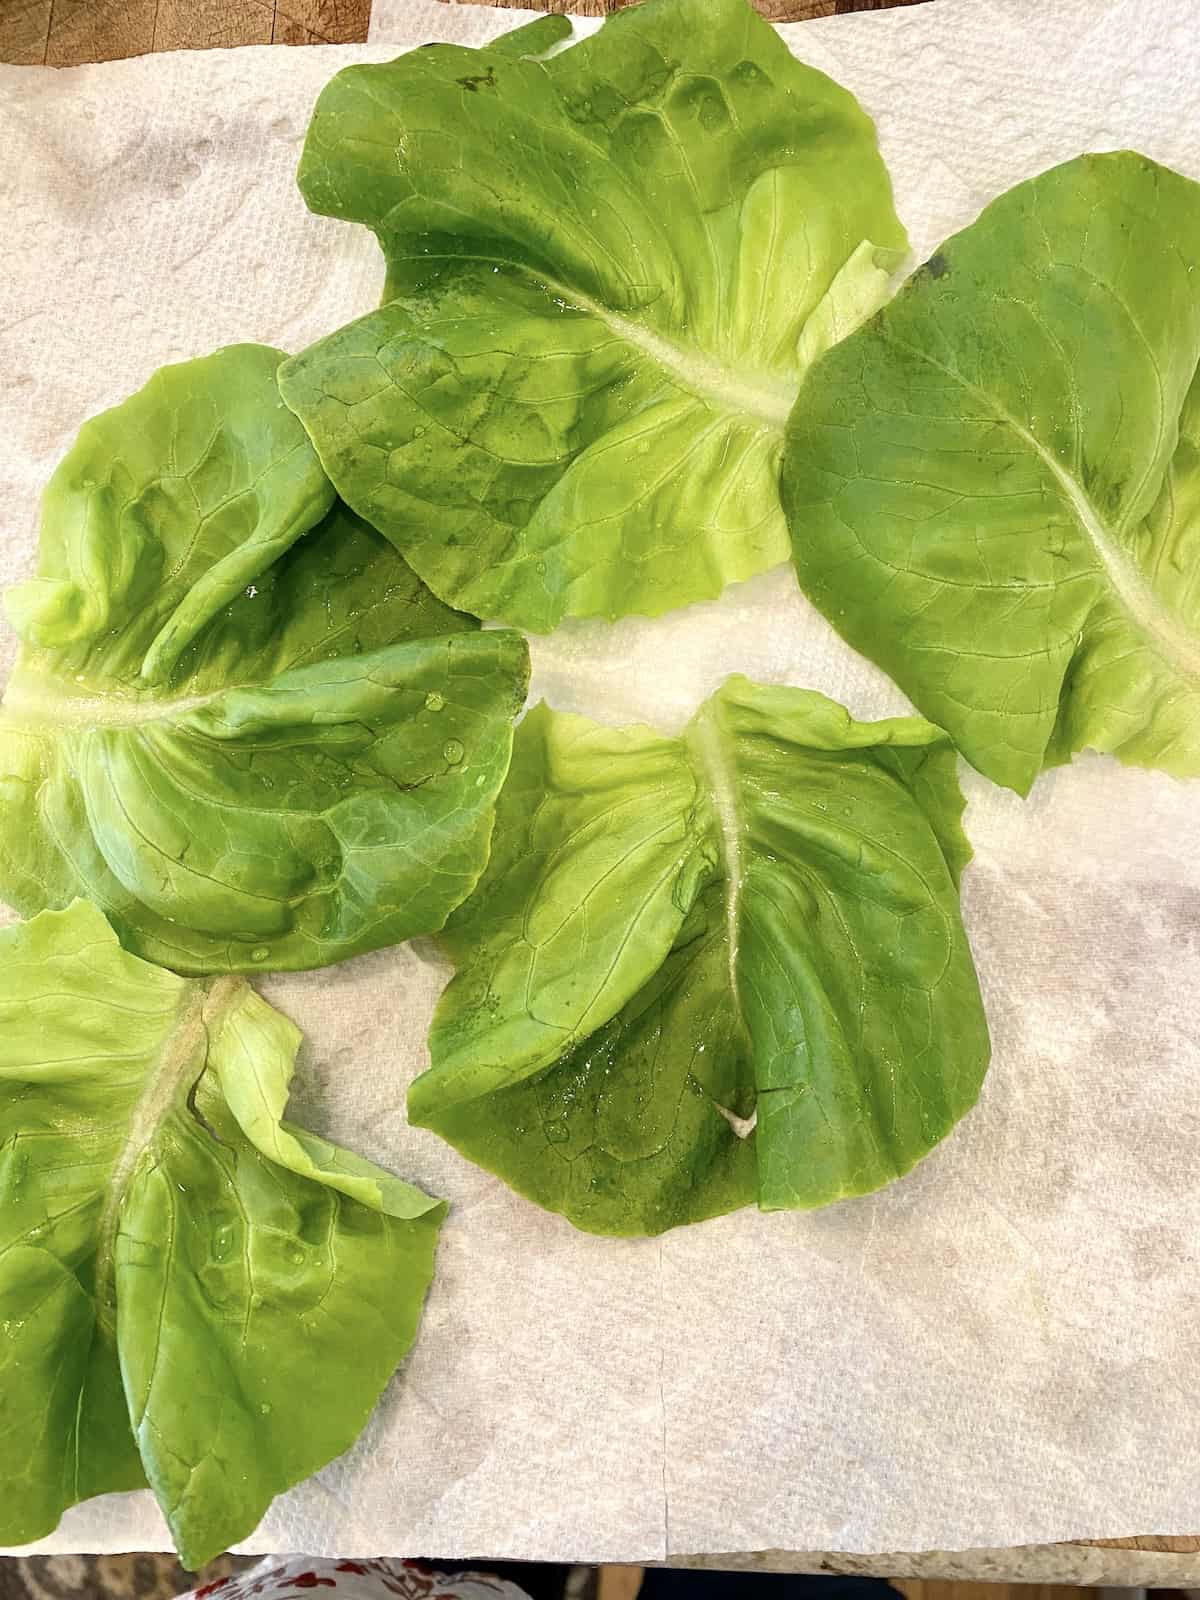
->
xmin=2 ymin=0 xmax=1200 ymax=1562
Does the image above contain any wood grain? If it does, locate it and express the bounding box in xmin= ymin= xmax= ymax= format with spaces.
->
xmin=0 ymin=0 xmax=925 ymax=56
xmin=0 ymin=0 xmax=51 ymax=62
xmin=1090 ymin=1533 xmax=1200 ymax=1553
xmin=896 ymin=1583 xmax=1090 ymax=1600
xmin=43 ymin=0 xmax=155 ymax=63
xmin=0 ymin=0 xmax=370 ymax=59
xmin=273 ymin=0 xmax=371 ymax=42
xmin=153 ymin=0 xmax=272 ymax=49
xmin=271 ymin=15 xmax=326 ymax=41
xmin=429 ymin=0 xmax=927 ymax=15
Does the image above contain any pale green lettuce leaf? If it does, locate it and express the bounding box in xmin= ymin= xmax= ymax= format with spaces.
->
xmin=783 ymin=152 xmax=1200 ymax=795
xmin=0 ymin=344 xmax=529 ymax=973
xmin=0 ymin=900 xmax=443 ymax=1569
xmin=278 ymin=0 xmax=905 ymax=631
xmin=408 ymin=678 xmax=988 ymax=1236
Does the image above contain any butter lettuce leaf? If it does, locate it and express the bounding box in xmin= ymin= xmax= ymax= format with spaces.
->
xmin=0 ymin=900 xmax=443 ymax=1569
xmin=408 ymin=678 xmax=988 ymax=1235
xmin=279 ymin=0 xmax=905 ymax=631
xmin=0 ymin=344 xmax=529 ymax=973
xmin=783 ymin=152 xmax=1200 ymax=794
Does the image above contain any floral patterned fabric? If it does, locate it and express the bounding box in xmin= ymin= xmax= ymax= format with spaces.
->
xmin=189 ymin=1563 xmax=529 ymax=1600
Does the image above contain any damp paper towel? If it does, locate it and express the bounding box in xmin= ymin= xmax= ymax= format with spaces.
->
xmin=1 ymin=0 xmax=1199 ymax=1562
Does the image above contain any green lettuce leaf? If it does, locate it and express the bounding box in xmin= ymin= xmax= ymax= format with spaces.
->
xmin=0 ymin=900 xmax=444 ymax=1569
xmin=783 ymin=151 xmax=1200 ymax=795
xmin=0 ymin=344 xmax=530 ymax=973
xmin=278 ymin=0 xmax=905 ymax=631
xmin=408 ymin=678 xmax=988 ymax=1236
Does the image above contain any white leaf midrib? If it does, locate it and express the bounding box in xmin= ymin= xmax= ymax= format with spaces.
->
xmin=590 ymin=296 xmax=798 ymax=430
xmin=409 ymin=252 xmax=800 ymax=429
xmin=1 ymin=668 xmax=225 ymax=731
xmin=92 ymin=975 xmax=243 ymax=1333
xmin=0 ymin=665 xmax=227 ymax=732
xmin=1010 ymin=412 xmax=1200 ymax=679
xmin=886 ymin=331 xmax=1200 ymax=684
xmin=684 ymin=702 xmax=749 ymax=1041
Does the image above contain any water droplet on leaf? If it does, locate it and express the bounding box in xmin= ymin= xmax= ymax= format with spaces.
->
xmin=442 ymin=739 xmax=465 ymax=765
xmin=424 ymin=691 xmax=445 ymax=712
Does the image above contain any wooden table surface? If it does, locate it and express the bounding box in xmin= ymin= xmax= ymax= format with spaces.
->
xmin=0 ymin=0 xmax=920 ymax=64
xmin=1 ymin=0 xmax=1197 ymax=1583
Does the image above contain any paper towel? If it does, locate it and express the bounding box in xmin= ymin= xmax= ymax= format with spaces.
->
xmin=2 ymin=0 xmax=1200 ymax=1561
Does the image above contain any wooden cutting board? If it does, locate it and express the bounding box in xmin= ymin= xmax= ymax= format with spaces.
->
xmin=0 ymin=0 xmax=1198 ymax=1583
